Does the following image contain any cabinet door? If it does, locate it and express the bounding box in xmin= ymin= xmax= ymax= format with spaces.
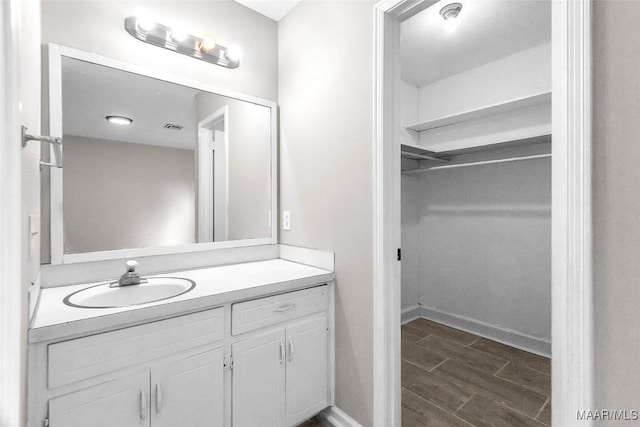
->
xmin=285 ymin=316 xmax=328 ymax=426
xmin=151 ymin=348 xmax=224 ymax=427
xmin=49 ymin=371 xmax=150 ymax=427
xmin=232 ymin=329 xmax=286 ymax=427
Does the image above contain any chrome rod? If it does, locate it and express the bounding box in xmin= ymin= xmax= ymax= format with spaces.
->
xmin=403 ymin=153 xmax=551 ymax=174
xmin=400 ymin=150 xmax=448 ymax=163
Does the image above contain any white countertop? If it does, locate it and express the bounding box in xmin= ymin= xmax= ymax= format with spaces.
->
xmin=30 ymin=259 xmax=334 ymax=344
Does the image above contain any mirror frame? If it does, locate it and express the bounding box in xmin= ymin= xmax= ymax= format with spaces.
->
xmin=46 ymin=43 xmax=278 ymax=265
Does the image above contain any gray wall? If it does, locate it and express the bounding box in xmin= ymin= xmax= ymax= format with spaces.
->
xmin=195 ymin=93 xmax=272 ymax=241
xmin=593 ymin=1 xmax=640 ymax=419
xmin=401 ymin=155 xmax=552 ymax=345
xmin=63 ymin=136 xmax=196 ymax=253
xmin=278 ymin=2 xmax=375 ymax=425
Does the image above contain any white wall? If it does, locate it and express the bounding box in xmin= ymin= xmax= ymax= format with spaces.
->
xmin=401 ymin=151 xmax=552 ymax=351
xmin=593 ymin=0 xmax=640 ymax=416
xmin=417 ymin=42 xmax=551 ymax=122
xmin=63 ymin=136 xmax=196 ymax=254
xmin=278 ymin=2 xmax=375 ymax=424
xmin=398 ymin=80 xmax=419 ymax=146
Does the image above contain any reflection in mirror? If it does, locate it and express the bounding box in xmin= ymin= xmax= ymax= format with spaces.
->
xmin=61 ymin=57 xmax=272 ymax=255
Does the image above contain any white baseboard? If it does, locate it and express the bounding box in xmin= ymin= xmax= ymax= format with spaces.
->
xmin=406 ymin=305 xmax=551 ymax=358
xmin=401 ymin=304 xmax=421 ymax=325
xmin=319 ymin=406 xmax=362 ymax=427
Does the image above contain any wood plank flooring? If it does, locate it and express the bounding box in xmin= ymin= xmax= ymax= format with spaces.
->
xmin=402 ymin=319 xmax=551 ymax=427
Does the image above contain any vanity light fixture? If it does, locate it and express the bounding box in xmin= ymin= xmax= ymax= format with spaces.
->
xmin=124 ymin=17 xmax=240 ymax=69
xmin=106 ymin=115 xmax=133 ymax=125
xmin=439 ymin=2 xmax=463 ymax=20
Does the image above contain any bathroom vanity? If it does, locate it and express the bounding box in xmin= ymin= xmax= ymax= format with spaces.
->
xmin=29 ymin=258 xmax=335 ymax=427
xmin=30 ymin=39 xmax=337 ymax=427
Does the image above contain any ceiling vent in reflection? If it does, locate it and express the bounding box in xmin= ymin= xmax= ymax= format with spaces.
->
xmin=163 ymin=124 xmax=184 ymax=130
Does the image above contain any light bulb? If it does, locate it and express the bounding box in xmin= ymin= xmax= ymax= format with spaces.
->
xmin=200 ymin=35 xmax=216 ymax=52
xmin=225 ymin=44 xmax=241 ymax=62
xmin=136 ymin=17 xmax=155 ymax=33
xmin=106 ymin=116 xmax=133 ymax=125
xmin=170 ymin=28 xmax=188 ymax=43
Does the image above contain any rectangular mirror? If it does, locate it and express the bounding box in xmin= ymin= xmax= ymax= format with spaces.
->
xmin=45 ymin=44 xmax=277 ymax=264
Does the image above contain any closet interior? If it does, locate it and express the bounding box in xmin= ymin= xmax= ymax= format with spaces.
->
xmin=399 ymin=2 xmax=552 ymax=426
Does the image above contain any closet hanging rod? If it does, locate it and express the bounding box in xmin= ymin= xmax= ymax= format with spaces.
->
xmin=403 ymin=153 xmax=551 ymax=174
xmin=400 ymin=150 xmax=448 ymax=163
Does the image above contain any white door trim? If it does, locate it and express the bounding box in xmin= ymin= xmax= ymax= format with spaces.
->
xmin=0 ymin=0 xmax=24 ymax=425
xmin=197 ymin=106 xmax=229 ymax=243
xmin=372 ymin=1 xmax=593 ymax=426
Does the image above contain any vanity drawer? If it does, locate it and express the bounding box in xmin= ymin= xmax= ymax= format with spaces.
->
xmin=48 ymin=307 xmax=224 ymax=389
xmin=232 ymin=285 xmax=327 ymax=335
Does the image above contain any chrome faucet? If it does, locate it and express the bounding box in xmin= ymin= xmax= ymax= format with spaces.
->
xmin=115 ymin=260 xmax=146 ymax=287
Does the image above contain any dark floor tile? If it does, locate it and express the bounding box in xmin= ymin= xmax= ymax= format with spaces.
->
xmin=536 ymin=399 xmax=551 ymax=426
xmin=432 ymin=360 xmax=547 ymax=418
xmin=402 ymin=360 xmax=473 ymax=413
xmin=417 ymin=334 xmax=508 ymax=374
xmin=402 ymin=339 xmax=447 ymax=371
xmin=402 ymin=323 xmax=431 ymax=343
xmin=470 ymin=338 xmax=551 ymax=375
xmin=402 ymin=388 xmax=474 ymax=427
xmin=456 ymin=394 xmax=546 ymax=427
xmin=407 ymin=318 xmax=479 ymax=346
xmin=497 ymin=362 xmax=551 ymax=396
xmin=297 ymin=416 xmax=324 ymax=427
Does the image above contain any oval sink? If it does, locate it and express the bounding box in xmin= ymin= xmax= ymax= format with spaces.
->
xmin=64 ymin=277 xmax=196 ymax=309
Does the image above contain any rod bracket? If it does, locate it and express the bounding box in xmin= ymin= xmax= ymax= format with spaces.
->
xmin=21 ymin=126 xmax=63 ymax=169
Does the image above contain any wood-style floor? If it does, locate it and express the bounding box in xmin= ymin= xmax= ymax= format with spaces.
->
xmin=402 ymin=318 xmax=551 ymax=427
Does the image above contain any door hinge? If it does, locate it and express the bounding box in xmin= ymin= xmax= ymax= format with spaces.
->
xmin=397 ymin=248 xmax=402 ymax=261
xmin=43 ymin=418 xmax=49 ymax=427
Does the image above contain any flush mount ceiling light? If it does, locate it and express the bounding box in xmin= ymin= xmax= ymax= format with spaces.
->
xmin=439 ymin=2 xmax=463 ymax=20
xmin=124 ymin=17 xmax=240 ymax=69
xmin=106 ymin=115 xmax=133 ymax=125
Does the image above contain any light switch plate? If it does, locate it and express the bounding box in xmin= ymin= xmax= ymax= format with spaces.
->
xmin=283 ymin=211 xmax=291 ymax=231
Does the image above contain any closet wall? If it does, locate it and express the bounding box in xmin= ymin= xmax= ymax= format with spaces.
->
xmin=400 ymin=42 xmax=552 ymax=356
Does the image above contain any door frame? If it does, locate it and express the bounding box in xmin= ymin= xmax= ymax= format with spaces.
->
xmin=0 ymin=0 xmax=24 ymax=425
xmin=372 ymin=1 xmax=593 ymax=426
xmin=197 ymin=106 xmax=229 ymax=243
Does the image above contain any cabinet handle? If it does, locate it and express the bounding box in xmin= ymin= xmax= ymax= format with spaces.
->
xmin=156 ymin=382 xmax=163 ymax=415
xmin=288 ymin=338 xmax=294 ymax=362
xmin=279 ymin=340 xmax=284 ymax=364
xmin=139 ymin=388 xmax=147 ymax=421
xmin=273 ymin=303 xmax=296 ymax=313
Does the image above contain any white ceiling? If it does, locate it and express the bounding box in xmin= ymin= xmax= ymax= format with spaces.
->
xmin=62 ymin=57 xmax=198 ymax=150
xmin=233 ymin=0 xmax=301 ymax=21
xmin=401 ymin=0 xmax=551 ymax=88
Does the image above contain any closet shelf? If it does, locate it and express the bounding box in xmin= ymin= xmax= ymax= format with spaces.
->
xmin=404 ymin=91 xmax=551 ymax=133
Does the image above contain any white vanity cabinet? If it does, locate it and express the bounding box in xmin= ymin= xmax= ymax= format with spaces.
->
xmin=48 ymin=349 xmax=224 ymax=427
xmin=29 ymin=280 xmax=335 ymax=427
xmin=231 ymin=286 xmax=330 ymax=427
xmin=32 ymin=308 xmax=227 ymax=427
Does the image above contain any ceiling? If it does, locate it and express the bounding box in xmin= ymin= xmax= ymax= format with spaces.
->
xmin=401 ymin=0 xmax=551 ymax=88
xmin=62 ymin=57 xmax=198 ymax=150
xmin=233 ymin=0 xmax=301 ymax=21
